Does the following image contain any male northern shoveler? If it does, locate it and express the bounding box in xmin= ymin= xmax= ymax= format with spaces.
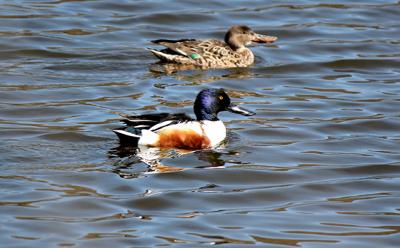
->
xmin=113 ymin=88 xmax=255 ymax=149
xmin=148 ymin=25 xmax=277 ymax=69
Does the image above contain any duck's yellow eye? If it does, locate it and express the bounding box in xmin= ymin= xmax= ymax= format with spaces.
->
xmin=219 ymin=96 xmax=224 ymax=100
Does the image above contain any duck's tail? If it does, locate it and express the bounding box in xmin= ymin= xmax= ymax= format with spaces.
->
xmin=113 ymin=127 xmax=141 ymax=145
xmin=113 ymin=128 xmax=160 ymax=146
xmin=147 ymin=48 xmax=179 ymax=62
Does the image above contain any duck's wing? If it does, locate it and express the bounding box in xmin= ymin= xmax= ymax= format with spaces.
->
xmin=122 ymin=113 xmax=193 ymax=129
xmin=151 ymin=39 xmax=228 ymax=58
xmin=113 ymin=113 xmax=194 ymax=145
xmin=151 ymin=39 xmax=199 ymax=57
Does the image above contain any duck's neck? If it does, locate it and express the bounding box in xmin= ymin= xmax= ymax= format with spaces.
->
xmin=225 ymin=35 xmax=245 ymax=51
xmin=195 ymin=109 xmax=219 ymax=121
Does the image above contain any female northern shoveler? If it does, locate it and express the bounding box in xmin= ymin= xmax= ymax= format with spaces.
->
xmin=113 ymin=89 xmax=255 ymax=149
xmin=148 ymin=25 xmax=277 ymax=69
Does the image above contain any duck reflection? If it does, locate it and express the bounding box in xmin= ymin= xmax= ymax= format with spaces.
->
xmin=148 ymin=63 xmax=253 ymax=82
xmin=109 ymin=144 xmax=226 ymax=178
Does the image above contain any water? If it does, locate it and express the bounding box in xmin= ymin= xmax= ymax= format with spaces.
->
xmin=1 ymin=0 xmax=400 ymax=247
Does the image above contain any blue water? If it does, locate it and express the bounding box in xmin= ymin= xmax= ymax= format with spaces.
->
xmin=0 ymin=0 xmax=400 ymax=247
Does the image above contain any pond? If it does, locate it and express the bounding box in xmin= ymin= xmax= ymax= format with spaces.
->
xmin=0 ymin=0 xmax=399 ymax=247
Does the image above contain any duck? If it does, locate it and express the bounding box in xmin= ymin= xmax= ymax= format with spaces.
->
xmin=113 ymin=88 xmax=255 ymax=149
xmin=148 ymin=25 xmax=277 ymax=69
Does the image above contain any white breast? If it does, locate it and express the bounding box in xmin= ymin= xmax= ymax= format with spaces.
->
xmin=202 ymin=120 xmax=226 ymax=147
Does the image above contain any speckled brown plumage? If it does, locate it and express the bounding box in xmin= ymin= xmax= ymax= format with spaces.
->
xmin=148 ymin=25 xmax=277 ymax=69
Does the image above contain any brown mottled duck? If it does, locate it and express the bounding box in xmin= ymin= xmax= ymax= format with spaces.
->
xmin=148 ymin=25 xmax=277 ymax=69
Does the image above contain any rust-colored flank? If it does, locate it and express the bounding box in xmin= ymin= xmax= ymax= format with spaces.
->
xmin=156 ymin=129 xmax=210 ymax=149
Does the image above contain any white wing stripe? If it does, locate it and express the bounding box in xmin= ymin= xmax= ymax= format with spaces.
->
xmin=176 ymin=48 xmax=188 ymax=56
xmin=149 ymin=120 xmax=174 ymax=131
xmin=126 ymin=119 xmax=155 ymax=122
xmin=132 ymin=125 xmax=150 ymax=128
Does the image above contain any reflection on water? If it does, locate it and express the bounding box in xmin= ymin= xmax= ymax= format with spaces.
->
xmin=1 ymin=0 xmax=400 ymax=247
xmin=149 ymin=65 xmax=255 ymax=86
xmin=109 ymin=142 xmax=227 ymax=176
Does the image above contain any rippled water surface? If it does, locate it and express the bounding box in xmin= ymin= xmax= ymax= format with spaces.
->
xmin=1 ymin=0 xmax=400 ymax=247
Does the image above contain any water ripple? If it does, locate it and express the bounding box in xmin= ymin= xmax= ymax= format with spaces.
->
xmin=1 ymin=0 xmax=400 ymax=247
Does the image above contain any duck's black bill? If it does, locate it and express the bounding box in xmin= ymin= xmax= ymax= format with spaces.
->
xmin=227 ymin=104 xmax=255 ymax=116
